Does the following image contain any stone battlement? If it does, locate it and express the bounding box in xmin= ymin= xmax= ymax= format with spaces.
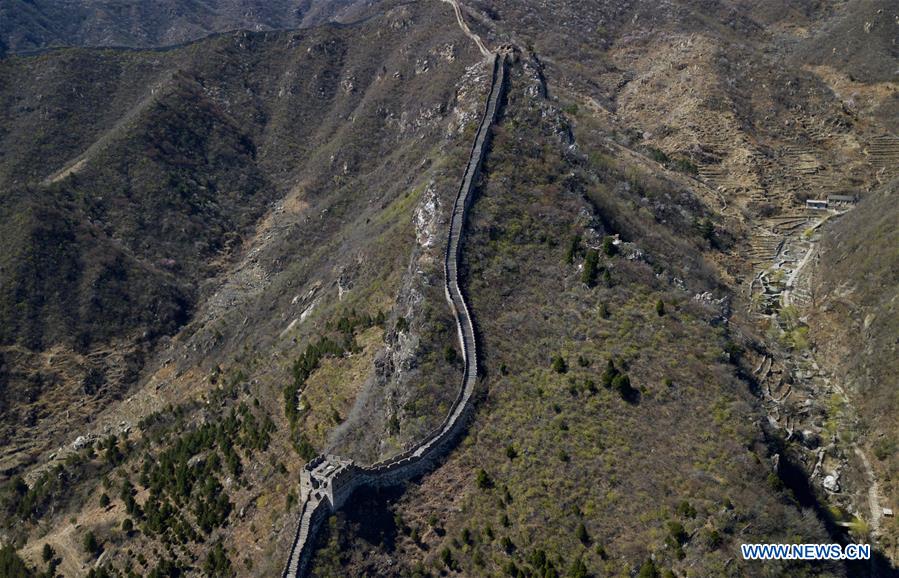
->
xmin=281 ymin=51 xmax=509 ymax=578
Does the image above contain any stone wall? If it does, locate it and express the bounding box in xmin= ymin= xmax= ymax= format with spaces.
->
xmin=281 ymin=52 xmax=508 ymax=578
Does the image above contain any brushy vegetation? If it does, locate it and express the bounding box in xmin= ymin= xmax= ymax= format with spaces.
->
xmin=810 ymin=182 xmax=899 ymax=555
xmin=282 ymin=309 xmax=384 ymax=457
xmin=0 ymin=4 xmax=482 ymax=572
xmin=0 ymin=545 xmax=33 ymax=578
xmin=324 ymin=61 xmax=837 ymax=577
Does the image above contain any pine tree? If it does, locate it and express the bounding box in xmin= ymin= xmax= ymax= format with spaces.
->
xmin=601 ymin=359 xmax=618 ymax=388
xmin=551 ymin=355 xmax=568 ymax=374
xmin=582 ymin=250 xmax=600 ymax=287
xmin=602 ymin=235 xmax=617 ymax=256
xmin=576 ymin=522 xmax=590 ymax=544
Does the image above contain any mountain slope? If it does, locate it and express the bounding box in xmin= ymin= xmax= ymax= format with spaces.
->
xmin=807 ymin=181 xmax=899 ymax=558
xmin=0 ymin=0 xmax=896 ymax=576
xmin=0 ymin=5 xmax=493 ymax=574
xmin=317 ymin=53 xmax=846 ymax=578
xmin=316 ymin=0 xmax=898 ymax=574
xmin=0 ymin=0 xmax=372 ymax=54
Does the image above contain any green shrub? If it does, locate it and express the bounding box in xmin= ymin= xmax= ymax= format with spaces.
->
xmin=602 ymin=236 xmax=617 ymax=257
xmin=767 ymin=472 xmax=784 ymax=491
xmin=565 ymin=234 xmax=582 ymax=264
xmin=440 ymin=546 xmax=452 ymax=564
xmin=666 ymin=521 xmax=688 ymax=546
xmin=873 ymin=438 xmax=895 ymax=461
xmin=551 ymin=355 xmax=568 ymax=374
xmin=83 ymin=531 xmax=100 ymax=556
xmin=444 ymin=346 xmax=458 ymax=363
xmin=476 ymin=469 xmax=494 ymax=490
xmin=461 ymin=527 xmax=472 ymax=545
xmin=676 ymin=500 xmax=696 ymax=518
xmin=582 ymin=250 xmax=600 ymax=287
xmin=204 ymin=541 xmax=234 ymax=577
xmin=704 ymin=528 xmax=722 ymax=550
xmin=638 ymin=558 xmax=660 ymax=578
xmin=612 ymin=374 xmax=636 ymax=402
xmin=601 ymin=360 xmax=617 ymax=389
xmin=672 ymin=157 xmax=699 ymax=174
xmin=696 ymin=218 xmax=715 ymax=243
xmin=598 ymin=302 xmax=610 ymax=318
xmin=0 ymin=545 xmax=31 ymax=578
xmin=568 ymin=557 xmax=588 ymax=578
xmin=576 ymin=522 xmax=590 ymax=544
xmin=647 ymin=147 xmax=669 ymax=164
xmin=295 ymin=433 xmax=316 ymax=461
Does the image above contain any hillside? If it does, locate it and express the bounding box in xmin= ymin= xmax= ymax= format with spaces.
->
xmin=0 ymin=2 xmax=492 ymax=574
xmin=315 ymin=56 xmax=842 ymax=577
xmin=319 ymin=0 xmax=899 ymax=574
xmin=0 ymin=0 xmax=371 ymax=54
xmin=0 ymin=0 xmax=896 ymax=576
xmin=807 ymin=181 xmax=899 ymax=559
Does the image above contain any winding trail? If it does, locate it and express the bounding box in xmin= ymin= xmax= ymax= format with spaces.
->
xmin=781 ymin=244 xmax=814 ymax=308
xmin=441 ymin=0 xmax=491 ymax=58
xmin=855 ymin=446 xmax=884 ymax=534
xmin=781 ymin=215 xmax=829 ymax=308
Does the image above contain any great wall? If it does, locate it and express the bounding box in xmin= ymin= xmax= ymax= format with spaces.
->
xmin=280 ymin=24 xmax=513 ymax=577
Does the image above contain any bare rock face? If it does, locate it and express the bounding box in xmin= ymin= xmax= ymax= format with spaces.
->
xmin=71 ymin=435 xmax=91 ymax=450
xmin=800 ymin=429 xmax=821 ymax=450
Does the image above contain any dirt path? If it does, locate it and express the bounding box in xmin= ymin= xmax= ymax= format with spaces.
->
xmin=786 ymin=215 xmax=884 ymax=533
xmin=782 ymin=215 xmax=830 ymax=308
xmin=782 ymin=243 xmax=815 ymax=308
xmin=441 ymin=0 xmax=491 ymax=58
xmin=855 ymin=446 xmax=884 ymax=533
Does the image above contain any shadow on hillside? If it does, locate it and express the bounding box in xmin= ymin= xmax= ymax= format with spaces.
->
xmin=340 ymin=484 xmax=408 ymax=552
xmin=774 ymin=440 xmax=898 ymax=576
